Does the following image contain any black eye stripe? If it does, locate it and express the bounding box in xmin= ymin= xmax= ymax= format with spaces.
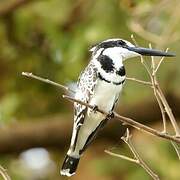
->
xmin=97 ymin=55 xmax=114 ymax=73
xmin=116 ymin=66 xmax=126 ymax=76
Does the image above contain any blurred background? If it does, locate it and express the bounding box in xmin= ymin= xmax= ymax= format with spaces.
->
xmin=0 ymin=0 xmax=180 ymax=179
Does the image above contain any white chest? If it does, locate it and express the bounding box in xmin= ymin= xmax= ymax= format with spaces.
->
xmin=89 ymin=79 xmax=123 ymax=112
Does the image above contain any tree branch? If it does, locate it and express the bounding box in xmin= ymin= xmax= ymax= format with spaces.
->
xmin=21 ymin=71 xmax=180 ymax=144
xmin=0 ymin=165 xmax=11 ymax=180
xmin=156 ymin=85 xmax=180 ymax=136
xmin=105 ymin=150 xmax=138 ymax=163
xmin=0 ymin=96 xmax=179 ymax=154
xmin=63 ymin=95 xmax=180 ymax=143
xmin=149 ymin=44 xmax=167 ymax=133
xmin=171 ymin=141 xmax=180 ymax=160
xmin=126 ymin=77 xmax=152 ymax=86
xmin=135 ymin=40 xmax=180 ymax=159
xmin=131 ymin=36 xmax=180 ymax=137
xmin=154 ymin=48 xmax=169 ymax=73
xmin=22 ymin=72 xmax=72 ymax=93
xmin=106 ymin=129 xmax=159 ymax=180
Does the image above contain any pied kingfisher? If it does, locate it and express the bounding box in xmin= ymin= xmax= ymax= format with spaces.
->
xmin=60 ymin=38 xmax=175 ymax=176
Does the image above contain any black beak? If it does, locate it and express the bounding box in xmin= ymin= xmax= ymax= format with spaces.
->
xmin=127 ymin=46 xmax=175 ymax=57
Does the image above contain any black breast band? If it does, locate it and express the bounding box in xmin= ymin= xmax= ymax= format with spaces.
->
xmin=98 ymin=73 xmax=125 ymax=85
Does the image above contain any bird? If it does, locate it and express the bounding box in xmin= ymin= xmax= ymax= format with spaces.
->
xmin=60 ymin=38 xmax=175 ymax=177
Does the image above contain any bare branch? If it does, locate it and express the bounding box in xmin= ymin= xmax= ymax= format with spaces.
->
xmin=154 ymin=48 xmax=169 ymax=73
xmin=123 ymin=129 xmax=159 ymax=180
xmin=138 ymin=48 xmax=180 ymax=137
xmin=147 ymin=44 xmax=168 ymax=133
xmin=136 ymin=37 xmax=180 ymax=156
xmin=0 ymin=165 xmax=11 ymax=180
xmin=140 ymin=56 xmax=152 ymax=77
xmin=149 ymin=43 xmax=155 ymax=72
xmin=105 ymin=150 xmax=138 ymax=163
xmin=131 ymin=34 xmax=138 ymax=46
xmin=63 ymin=95 xmax=180 ymax=144
xmin=153 ymin=89 xmax=167 ymax=133
xmin=157 ymin=88 xmax=180 ymax=137
xmin=126 ymin=77 xmax=152 ymax=86
xmin=106 ymin=129 xmax=160 ymax=180
xmin=22 ymin=72 xmax=74 ymax=93
xmin=21 ymin=71 xmax=180 ymax=143
xmin=171 ymin=141 xmax=180 ymax=160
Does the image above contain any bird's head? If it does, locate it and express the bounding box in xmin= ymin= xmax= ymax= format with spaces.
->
xmin=90 ymin=38 xmax=175 ymax=61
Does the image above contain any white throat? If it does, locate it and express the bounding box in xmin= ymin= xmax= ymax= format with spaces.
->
xmin=92 ymin=47 xmax=125 ymax=84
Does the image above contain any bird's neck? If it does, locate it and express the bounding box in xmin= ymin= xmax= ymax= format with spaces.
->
xmin=92 ymin=49 xmax=125 ymax=84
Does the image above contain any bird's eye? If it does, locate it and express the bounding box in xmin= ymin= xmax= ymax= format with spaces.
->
xmin=117 ymin=40 xmax=126 ymax=46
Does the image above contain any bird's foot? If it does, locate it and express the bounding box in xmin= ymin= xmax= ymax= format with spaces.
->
xmin=92 ymin=105 xmax=98 ymax=113
xmin=106 ymin=111 xmax=114 ymax=120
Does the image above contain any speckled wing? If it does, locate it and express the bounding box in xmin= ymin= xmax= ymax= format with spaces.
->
xmin=74 ymin=62 xmax=98 ymax=125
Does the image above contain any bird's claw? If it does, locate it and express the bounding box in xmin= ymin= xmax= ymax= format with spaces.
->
xmin=92 ymin=105 xmax=98 ymax=113
xmin=106 ymin=111 xmax=114 ymax=119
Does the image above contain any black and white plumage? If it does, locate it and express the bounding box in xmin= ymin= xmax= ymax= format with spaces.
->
xmin=60 ymin=38 xmax=175 ymax=177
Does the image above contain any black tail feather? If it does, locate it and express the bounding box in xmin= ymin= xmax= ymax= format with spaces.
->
xmin=60 ymin=155 xmax=80 ymax=177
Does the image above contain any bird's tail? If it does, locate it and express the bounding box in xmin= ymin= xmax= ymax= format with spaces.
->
xmin=60 ymin=155 xmax=80 ymax=177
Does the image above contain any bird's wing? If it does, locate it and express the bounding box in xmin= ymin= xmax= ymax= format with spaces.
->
xmin=70 ymin=62 xmax=98 ymax=151
xmin=74 ymin=62 xmax=98 ymax=124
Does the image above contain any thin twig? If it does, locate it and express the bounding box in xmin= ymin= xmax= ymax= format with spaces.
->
xmin=152 ymin=82 xmax=167 ymax=133
xmin=154 ymin=89 xmax=167 ymax=133
xmin=156 ymin=86 xmax=180 ymax=137
xmin=63 ymin=95 xmax=180 ymax=144
xmin=22 ymin=72 xmax=74 ymax=93
xmin=138 ymin=47 xmax=180 ymax=137
xmin=123 ymin=129 xmax=159 ymax=180
xmin=127 ymin=42 xmax=163 ymax=141
xmin=149 ymin=43 xmax=155 ymax=71
xmin=152 ymin=77 xmax=167 ymax=133
xmin=0 ymin=165 xmax=11 ymax=180
xmin=171 ymin=141 xmax=180 ymax=160
xmin=106 ymin=129 xmax=160 ymax=180
xmin=126 ymin=77 xmax=152 ymax=86
xmin=154 ymin=48 xmax=169 ymax=73
xmin=105 ymin=150 xmax=138 ymax=163
xmin=130 ymin=3 xmax=180 ymax=158
xmin=131 ymin=34 xmax=138 ymax=46
xmin=135 ymin=38 xmax=180 ymax=160
xmin=140 ymin=56 xmax=152 ymax=77
xmin=148 ymin=43 xmax=167 ymax=133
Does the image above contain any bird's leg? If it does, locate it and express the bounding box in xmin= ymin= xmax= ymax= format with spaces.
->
xmin=92 ymin=105 xmax=98 ymax=113
xmin=106 ymin=111 xmax=115 ymax=120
